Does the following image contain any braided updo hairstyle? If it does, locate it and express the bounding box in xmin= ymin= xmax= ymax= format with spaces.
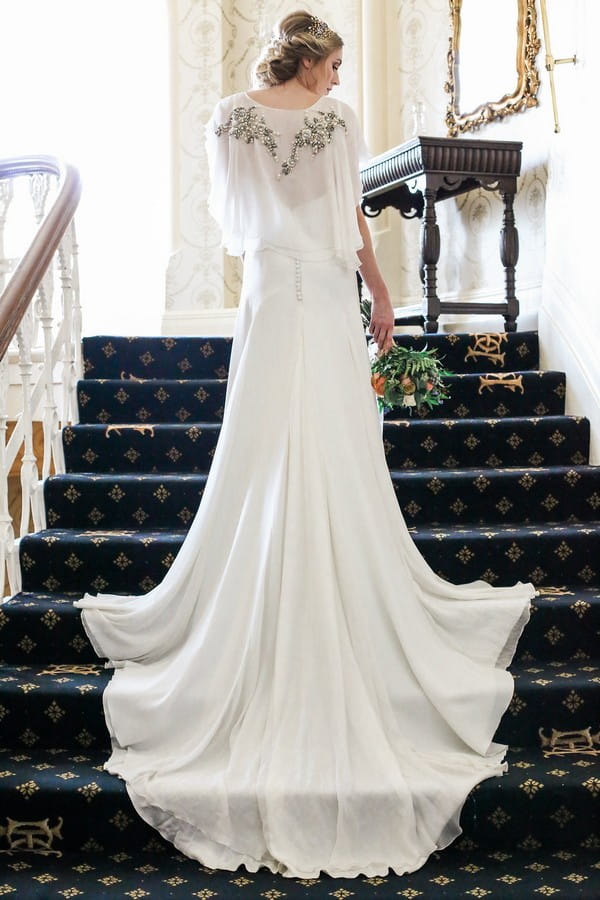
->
xmin=253 ymin=10 xmax=343 ymax=87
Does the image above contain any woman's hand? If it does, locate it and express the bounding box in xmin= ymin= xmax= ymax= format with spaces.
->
xmin=369 ymin=291 xmax=395 ymax=353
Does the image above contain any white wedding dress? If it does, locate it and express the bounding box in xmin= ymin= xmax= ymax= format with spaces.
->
xmin=76 ymin=93 xmax=534 ymax=879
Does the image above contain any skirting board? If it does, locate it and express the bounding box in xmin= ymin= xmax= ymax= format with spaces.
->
xmin=161 ymin=308 xmax=239 ymax=337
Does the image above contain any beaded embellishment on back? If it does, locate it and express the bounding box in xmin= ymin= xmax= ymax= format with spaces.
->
xmin=215 ymin=106 xmax=347 ymax=178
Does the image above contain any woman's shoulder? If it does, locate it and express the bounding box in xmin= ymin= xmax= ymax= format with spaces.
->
xmin=208 ymin=92 xmax=248 ymax=121
xmin=219 ymin=91 xmax=248 ymax=105
xmin=322 ymin=96 xmax=354 ymax=114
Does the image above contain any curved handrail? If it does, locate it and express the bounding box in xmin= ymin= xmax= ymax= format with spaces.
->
xmin=0 ymin=155 xmax=81 ymax=360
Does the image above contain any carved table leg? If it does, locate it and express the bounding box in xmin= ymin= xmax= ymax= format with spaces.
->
xmin=421 ymin=187 xmax=441 ymax=333
xmin=500 ymin=190 xmax=519 ymax=332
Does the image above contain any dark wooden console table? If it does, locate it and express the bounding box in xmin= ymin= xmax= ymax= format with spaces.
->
xmin=360 ymin=136 xmax=523 ymax=333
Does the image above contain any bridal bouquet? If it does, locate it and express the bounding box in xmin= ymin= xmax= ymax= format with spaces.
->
xmin=361 ymin=299 xmax=451 ymax=414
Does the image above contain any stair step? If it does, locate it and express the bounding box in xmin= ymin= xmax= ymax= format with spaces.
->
xmin=44 ymin=466 xmax=600 ymax=532
xmin=518 ymin=585 xmax=600 ymax=661
xmin=19 ymin=521 xmax=600 ymax=594
xmin=386 ymin=370 xmax=566 ymax=420
xmin=3 ymin=654 xmax=593 ymax=753
xmin=0 ymin=747 xmax=596 ymax=856
xmin=496 ymin=658 xmax=600 ymax=746
xmin=78 ymin=378 xmax=228 ymax=425
xmin=0 ymin=747 xmax=164 ymax=854
xmin=0 ymin=592 xmax=93 ymax=664
xmin=2 ymin=846 xmax=599 ymax=898
xmin=392 ymin=330 xmax=540 ymax=374
xmin=82 ymin=335 xmax=232 ymax=381
xmin=2 ymin=586 xmax=597 ymax=669
xmin=459 ymin=748 xmax=600 ymax=852
xmin=77 ymin=371 xmax=565 ymax=426
xmin=516 ymin=585 xmax=600 ymax=662
xmin=0 ymin=664 xmax=108 ymax=751
xmin=383 ymin=416 xmax=590 ymax=469
xmin=413 ymin=520 xmax=600 ymax=586
xmin=62 ymin=416 xmax=591 ymax=475
xmin=81 ymin=332 xmax=540 ymax=382
xmin=20 ymin=529 xmax=186 ymax=594
xmin=393 ymin=465 xmax=600 ymax=526
xmin=62 ymin=423 xmax=221 ymax=474
xmin=44 ymin=473 xmax=206 ymax=530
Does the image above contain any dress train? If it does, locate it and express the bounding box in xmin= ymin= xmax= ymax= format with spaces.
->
xmin=77 ymin=250 xmax=533 ymax=878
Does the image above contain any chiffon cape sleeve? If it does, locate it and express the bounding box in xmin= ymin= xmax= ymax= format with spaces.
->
xmin=204 ymin=93 xmax=369 ymax=270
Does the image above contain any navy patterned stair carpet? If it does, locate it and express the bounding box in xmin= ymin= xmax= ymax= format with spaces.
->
xmin=0 ymin=330 xmax=599 ymax=898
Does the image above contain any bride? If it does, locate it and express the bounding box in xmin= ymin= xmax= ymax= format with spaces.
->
xmin=76 ymin=10 xmax=535 ymax=879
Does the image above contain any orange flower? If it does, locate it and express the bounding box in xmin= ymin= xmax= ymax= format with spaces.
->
xmin=371 ymin=373 xmax=386 ymax=397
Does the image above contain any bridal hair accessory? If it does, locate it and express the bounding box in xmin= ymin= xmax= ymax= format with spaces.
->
xmin=307 ymin=15 xmax=332 ymax=39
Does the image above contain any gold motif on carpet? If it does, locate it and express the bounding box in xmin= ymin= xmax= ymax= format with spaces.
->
xmin=539 ymin=727 xmax=600 ymax=757
xmin=465 ymin=333 xmax=508 ymax=366
xmin=537 ymin=586 xmax=574 ymax=597
xmin=120 ymin=371 xmax=145 ymax=381
xmin=478 ymin=373 xmax=524 ymax=394
xmin=0 ymin=817 xmax=63 ymax=856
xmin=105 ymin=424 xmax=155 ymax=438
xmin=37 ymin=664 xmax=102 ymax=677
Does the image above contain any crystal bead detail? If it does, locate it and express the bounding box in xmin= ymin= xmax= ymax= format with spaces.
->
xmin=215 ymin=106 xmax=347 ymax=178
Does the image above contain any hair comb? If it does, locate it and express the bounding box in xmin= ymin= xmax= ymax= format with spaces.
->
xmin=307 ymin=16 xmax=332 ymax=39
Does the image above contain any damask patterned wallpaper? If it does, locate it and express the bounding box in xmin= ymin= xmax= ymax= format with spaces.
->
xmin=164 ymin=0 xmax=546 ymax=332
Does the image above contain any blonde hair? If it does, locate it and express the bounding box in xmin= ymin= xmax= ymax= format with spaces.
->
xmin=253 ymin=10 xmax=343 ymax=87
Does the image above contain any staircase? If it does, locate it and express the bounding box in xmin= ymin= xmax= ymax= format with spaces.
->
xmin=0 ymin=330 xmax=599 ymax=898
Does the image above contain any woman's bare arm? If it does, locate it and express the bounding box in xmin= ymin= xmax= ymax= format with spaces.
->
xmin=356 ymin=208 xmax=394 ymax=352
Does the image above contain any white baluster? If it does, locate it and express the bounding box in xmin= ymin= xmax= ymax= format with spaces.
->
xmin=0 ymin=355 xmax=19 ymax=597
xmin=29 ymin=172 xmax=51 ymax=223
xmin=29 ymin=173 xmax=52 ymax=349
xmin=70 ymin=221 xmax=82 ymax=424
xmin=0 ymin=179 xmax=14 ymax=294
xmin=58 ymin=229 xmax=76 ymax=431
xmin=34 ymin=264 xmax=57 ymax=506
xmin=15 ymin=303 xmax=39 ymax=537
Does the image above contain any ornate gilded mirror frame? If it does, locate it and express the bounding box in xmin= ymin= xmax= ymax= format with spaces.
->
xmin=445 ymin=0 xmax=541 ymax=136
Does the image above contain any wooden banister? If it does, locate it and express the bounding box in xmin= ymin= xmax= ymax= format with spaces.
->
xmin=0 ymin=156 xmax=81 ymax=359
